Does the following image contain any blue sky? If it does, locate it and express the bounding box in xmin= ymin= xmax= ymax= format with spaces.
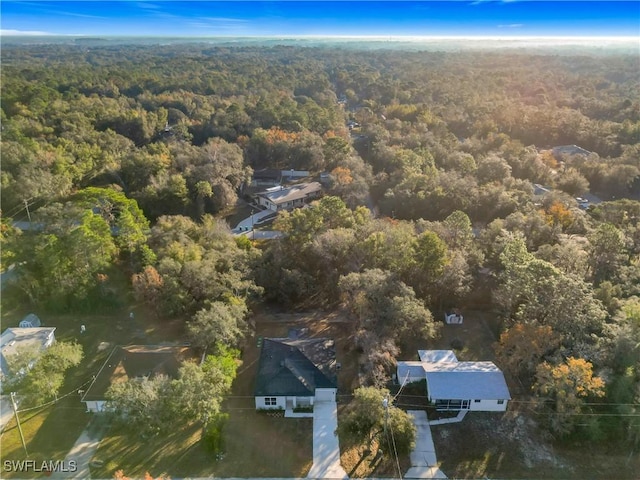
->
xmin=1 ymin=1 xmax=639 ymax=37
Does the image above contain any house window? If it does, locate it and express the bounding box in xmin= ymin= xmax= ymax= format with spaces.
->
xmin=265 ymin=397 xmax=277 ymax=406
xmin=497 ymin=400 xmax=504 ymax=405
xmin=474 ymin=399 xmax=481 ymax=403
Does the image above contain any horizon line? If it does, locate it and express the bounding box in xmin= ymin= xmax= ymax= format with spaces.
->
xmin=2 ymin=33 xmax=639 ymax=40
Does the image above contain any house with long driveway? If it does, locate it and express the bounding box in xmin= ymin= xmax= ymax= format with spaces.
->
xmin=397 ymin=349 xmax=511 ymax=412
xmin=254 ymin=337 xmax=337 ymax=415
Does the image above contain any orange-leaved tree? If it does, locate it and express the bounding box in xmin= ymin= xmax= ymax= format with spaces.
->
xmin=534 ymin=357 xmax=605 ymax=436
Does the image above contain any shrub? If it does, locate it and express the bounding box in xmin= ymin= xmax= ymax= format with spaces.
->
xmin=203 ymin=414 xmax=229 ymax=454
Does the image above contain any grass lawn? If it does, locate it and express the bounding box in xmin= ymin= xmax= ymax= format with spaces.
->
xmin=401 ymin=309 xmax=499 ymax=363
xmin=0 ymin=398 xmax=90 ymax=478
xmin=91 ymin=410 xmax=312 ymax=479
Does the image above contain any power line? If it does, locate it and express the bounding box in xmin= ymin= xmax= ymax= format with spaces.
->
xmin=15 ymin=377 xmax=96 ymax=414
xmin=391 ymin=371 xmax=410 ymax=403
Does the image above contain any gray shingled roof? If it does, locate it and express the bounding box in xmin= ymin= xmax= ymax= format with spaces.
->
xmin=254 ymin=338 xmax=337 ymax=397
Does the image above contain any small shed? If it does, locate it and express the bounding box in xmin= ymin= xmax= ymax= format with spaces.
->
xmin=19 ymin=314 xmax=42 ymax=328
xmin=444 ymin=310 xmax=463 ymax=324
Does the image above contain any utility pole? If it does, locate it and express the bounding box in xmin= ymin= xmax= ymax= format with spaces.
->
xmin=382 ymin=395 xmax=389 ymax=435
xmin=10 ymin=392 xmax=28 ymax=456
xmin=24 ymin=199 xmax=32 ymax=224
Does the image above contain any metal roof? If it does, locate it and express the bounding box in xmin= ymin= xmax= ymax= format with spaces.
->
xmin=257 ymin=182 xmax=322 ymax=206
xmin=426 ymin=362 xmax=511 ymax=401
xmin=418 ymin=350 xmax=458 ymax=363
xmin=397 ymin=361 xmax=427 ymax=381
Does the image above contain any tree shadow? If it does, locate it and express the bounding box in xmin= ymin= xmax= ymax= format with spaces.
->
xmin=348 ymin=448 xmax=371 ymax=477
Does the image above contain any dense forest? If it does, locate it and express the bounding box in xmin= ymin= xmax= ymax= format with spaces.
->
xmin=1 ymin=42 xmax=639 ymax=456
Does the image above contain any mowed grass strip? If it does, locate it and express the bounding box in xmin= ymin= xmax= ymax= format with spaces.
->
xmin=91 ymin=408 xmax=313 ymax=478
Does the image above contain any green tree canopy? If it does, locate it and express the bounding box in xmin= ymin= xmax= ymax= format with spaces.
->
xmin=338 ymin=386 xmax=416 ymax=456
xmin=16 ymin=341 xmax=83 ymax=407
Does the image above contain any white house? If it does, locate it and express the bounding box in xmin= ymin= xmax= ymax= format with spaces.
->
xmin=256 ymin=182 xmax=323 ymax=211
xmin=0 ymin=327 xmax=56 ymax=384
xmin=81 ymin=345 xmax=194 ymax=413
xmin=254 ymin=337 xmax=337 ymax=415
xmin=397 ymin=350 xmax=510 ymax=412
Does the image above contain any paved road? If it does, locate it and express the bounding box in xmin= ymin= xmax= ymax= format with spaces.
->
xmin=404 ymin=410 xmax=447 ymax=479
xmin=0 ymin=395 xmax=15 ymax=432
xmin=307 ymin=400 xmax=348 ymax=480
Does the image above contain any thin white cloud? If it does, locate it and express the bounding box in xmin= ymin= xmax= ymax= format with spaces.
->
xmin=56 ymin=11 xmax=105 ymax=18
xmin=202 ymin=17 xmax=250 ymax=24
xmin=1 ymin=29 xmax=52 ymax=36
xmin=136 ymin=2 xmax=162 ymax=9
xmin=498 ymin=23 xmax=524 ymax=28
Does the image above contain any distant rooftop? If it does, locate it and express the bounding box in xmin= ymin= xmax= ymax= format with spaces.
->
xmin=552 ymin=144 xmax=592 ymax=158
xmin=257 ymin=182 xmax=322 ymax=206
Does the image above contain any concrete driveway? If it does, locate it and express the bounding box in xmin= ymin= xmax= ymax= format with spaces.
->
xmin=307 ymin=400 xmax=348 ymax=480
xmin=51 ymin=421 xmax=107 ymax=479
xmin=235 ymin=209 xmax=276 ymax=230
xmin=404 ymin=410 xmax=447 ymax=479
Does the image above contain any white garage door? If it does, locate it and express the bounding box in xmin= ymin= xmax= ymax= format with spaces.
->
xmin=315 ymin=388 xmax=336 ymax=402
